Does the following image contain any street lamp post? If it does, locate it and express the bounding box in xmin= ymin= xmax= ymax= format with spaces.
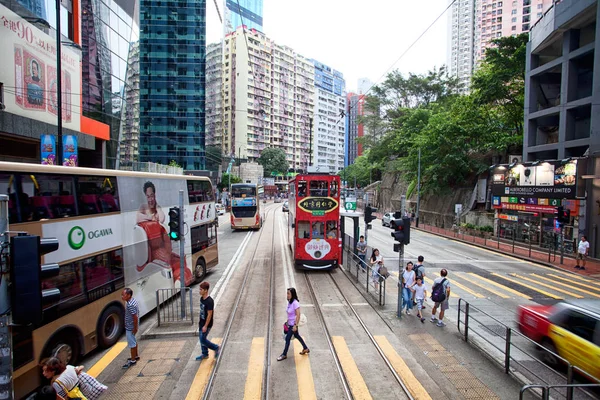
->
xmin=309 ymin=116 xmax=313 ymax=167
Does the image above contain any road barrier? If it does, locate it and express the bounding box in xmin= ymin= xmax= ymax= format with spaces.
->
xmin=156 ymin=288 xmax=194 ymax=326
xmin=457 ymin=298 xmax=600 ymax=400
xmin=342 ymin=234 xmax=386 ymax=306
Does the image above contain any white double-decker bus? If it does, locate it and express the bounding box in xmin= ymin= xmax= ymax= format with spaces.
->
xmin=0 ymin=162 xmax=218 ymax=398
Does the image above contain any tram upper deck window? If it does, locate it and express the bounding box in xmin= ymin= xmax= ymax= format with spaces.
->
xmin=310 ymin=180 xmax=328 ymax=197
xmin=297 ymin=181 xmax=307 ymax=197
xmin=298 ymin=221 xmax=310 ymax=238
xmin=330 ymin=180 xmax=339 ymax=198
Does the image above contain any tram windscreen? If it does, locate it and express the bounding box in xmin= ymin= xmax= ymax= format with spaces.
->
xmin=232 ymin=185 xmax=257 ymax=197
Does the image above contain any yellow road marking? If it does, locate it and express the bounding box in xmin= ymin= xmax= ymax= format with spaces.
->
xmin=87 ymin=341 xmax=127 ymax=378
xmin=424 ymin=277 xmax=457 ymax=298
xmin=550 ymin=270 xmax=600 ymax=284
xmin=491 ymin=273 xmax=562 ymax=299
xmin=447 ymin=279 xmax=485 ymax=298
xmin=244 ymin=337 xmax=265 ymax=400
xmin=456 ymin=274 xmax=510 ymax=299
xmin=467 ymin=273 xmax=531 ymax=299
xmin=293 ymin=340 xmax=317 ymax=400
xmin=374 ymin=336 xmax=432 ymax=400
xmin=531 ymin=274 xmax=600 ymax=298
xmin=331 ymin=336 xmax=372 ymax=400
xmin=547 ymin=273 xmax=600 ymax=293
xmin=509 ymin=273 xmax=583 ymax=298
xmin=185 ymin=338 xmax=223 ymax=400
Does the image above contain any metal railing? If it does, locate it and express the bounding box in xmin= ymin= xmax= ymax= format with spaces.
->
xmin=457 ymin=298 xmax=600 ymax=399
xmin=343 ymin=247 xmax=386 ymax=306
xmin=156 ymin=288 xmax=194 ymax=326
xmin=520 ymin=384 xmax=600 ymax=400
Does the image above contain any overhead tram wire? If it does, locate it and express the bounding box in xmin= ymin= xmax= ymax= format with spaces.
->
xmin=323 ymin=0 xmax=459 ymax=139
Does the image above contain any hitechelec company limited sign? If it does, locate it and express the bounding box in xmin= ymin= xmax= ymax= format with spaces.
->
xmin=68 ymin=225 xmax=114 ymax=250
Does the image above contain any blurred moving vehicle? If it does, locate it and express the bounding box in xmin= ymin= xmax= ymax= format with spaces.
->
xmin=282 ymin=201 xmax=289 ymax=212
xmin=517 ymin=300 xmax=600 ymax=381
xmin=382 ymin=212 xmax=393 ymax=227
xmin=274 ymin=197 xmax=282 ymax=203
xmin=216 ymin=203 xmax=225 ymax=215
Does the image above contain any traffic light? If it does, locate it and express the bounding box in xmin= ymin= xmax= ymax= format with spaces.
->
xmin=556 ymin=206 xmax=571 ymax=224
xmin=169 ymin=207 xmax=181 ymax=241
xmin=390 ymin=218 xmax=405 ymax=243
xmin=402 ymin=216 xmax=411 ymax=245
xmin=9 ymin=234 xmax=60 ymax=326
xmin=364 ymin=205 xmax=377 ymax=224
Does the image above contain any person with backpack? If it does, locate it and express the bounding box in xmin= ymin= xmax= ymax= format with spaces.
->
xmin=430 ymin=269 xmax=451 ymax=327
xmin=413 ymin=256 xmax=426 ymax=306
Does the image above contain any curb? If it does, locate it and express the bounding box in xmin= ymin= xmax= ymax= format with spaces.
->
xmin=140 ymin=319 xmax=198 ymax=340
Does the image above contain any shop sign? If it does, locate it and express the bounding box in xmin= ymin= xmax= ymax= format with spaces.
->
xmin=499 ymin=214 xmax=518 ymax=221
xmin=490 ymin=160 xmax=583 ymax=199
xmin=0 ymin=4 xmax=81 ymax=130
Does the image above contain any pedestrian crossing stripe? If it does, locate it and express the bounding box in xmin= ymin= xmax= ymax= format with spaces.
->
xmin=509 ymin=273 xmax=583 ymax=299
xmin=546 ymin=273 xmax=600 ymax=294
xmin=185 ymin=338 xmax=223 ymax=400
xmin=551 ymin=270 xmax=600 ymax=285
xmin=466 ymin=273 xmax=531 ymax=299
xmin=332 ymin=336 xmax=372 ymax=400
xmin=446 ymin=278 xmax=485 ymax=298
xmin=530 ymin=273 xmax=600 ymax=299
xmin=455 ymin=273 xmax=511 ymax=299
xmin=244 ymin=337 xmax=264 ymax=399
xmin=491 ymin=273 xmax=562 ymax=299
xmin=293 ymin=340 xmax=317 ymax=400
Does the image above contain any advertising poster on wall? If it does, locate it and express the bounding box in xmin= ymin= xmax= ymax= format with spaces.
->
xmin=0 ymin=4 xmax=81 ymax=130
xmin=62 ymin=134 xmax=78 ymax=166
xmin=40 ymin=134 xmax=56 ymax=165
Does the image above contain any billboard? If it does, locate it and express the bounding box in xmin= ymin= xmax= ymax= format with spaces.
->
xmin=491 ymin=159 xmax=583 ymax=200
xmin=0 ymin=4 xmax=81 ymax=131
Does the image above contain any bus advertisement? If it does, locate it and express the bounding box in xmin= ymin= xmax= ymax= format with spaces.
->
xmin=0 ymin=162 xmax=218 ymax=398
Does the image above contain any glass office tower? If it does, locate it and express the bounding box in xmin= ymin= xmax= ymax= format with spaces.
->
xmin=225 ymin=0 xmax=263 ymax=33
xmin=138 ymin=0 xmax=207 ymax=170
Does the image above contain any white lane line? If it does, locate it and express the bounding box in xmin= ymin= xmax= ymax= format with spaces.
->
xmin=280 ymin=212 xmax=296 ymax=288
xmin=279 ymin=213 xmax=291 ymax=289
xmin=443 ymin=248 xmax=476 ymax=260
xmin=321 ymin=303 xmax=345 ymax=307
xmin=213 ymin=231 xmax=253 ymax=307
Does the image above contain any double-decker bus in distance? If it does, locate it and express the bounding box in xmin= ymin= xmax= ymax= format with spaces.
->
xmin=0 ymin=161 xmax=218 ymax=399
xmin=230 ymin=183 xmax=263 ymax=230
xmin=288 ymin=173 xmax=341 ymax=270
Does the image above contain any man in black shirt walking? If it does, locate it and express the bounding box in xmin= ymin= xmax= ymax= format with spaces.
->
xmin=196 ymin=281 xmax=220 ymax=361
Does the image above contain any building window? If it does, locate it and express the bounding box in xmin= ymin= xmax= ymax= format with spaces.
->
xmin=522 ymin=23 xmax=530 ymax=30
xmin=537 ymin=3 xmax=543 ymax=8
xmin=512 ymin=25 xmax=517 ymax=30
xmin=512 ymin=17 xmax=517 ymax=22
xmin=511 ymin=9 xmax=517 ymax=14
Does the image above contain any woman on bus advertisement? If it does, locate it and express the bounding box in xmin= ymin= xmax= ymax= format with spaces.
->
xmin=137 ymin=181 xmax=165 ymax=223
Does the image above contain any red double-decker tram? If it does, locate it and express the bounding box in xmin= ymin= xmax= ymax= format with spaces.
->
xmin=288 ymin=173 xmax=341 ymax=270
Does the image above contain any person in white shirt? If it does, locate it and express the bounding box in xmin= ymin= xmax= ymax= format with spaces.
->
xmin=576 ymin=235 xmax=590 ymax=270
xmin=411 ymin=278 xmax=427 ymax=323
xmin=401 ymin=262 xmax=415 ymax=315
xmin=370 ymin=249 xmax=384 ymax=292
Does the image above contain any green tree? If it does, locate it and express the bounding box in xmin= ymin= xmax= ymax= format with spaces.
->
xmin=339 ymin=155 xmax=376 ymax=188
xmin=218 ymin=173 xmax=242 ymax=191
xmin=257 ymin=147 xmax=289 ymax=177
xmin=168 ymin=160 xmax=181 ymax=168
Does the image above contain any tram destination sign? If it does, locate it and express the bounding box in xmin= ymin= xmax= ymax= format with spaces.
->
xmin=490 ymin=159 xmax=584 ymax=200
xmin=298 ymin=197 xmax=339 ymax=215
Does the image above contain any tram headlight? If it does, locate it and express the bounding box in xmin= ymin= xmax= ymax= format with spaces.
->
xmin=315 ymin=251 xmax=322 ymax=258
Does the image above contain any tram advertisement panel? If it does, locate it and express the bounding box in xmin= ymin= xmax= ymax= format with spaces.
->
xmin=298 ymin=197 xmax=338 ymax=216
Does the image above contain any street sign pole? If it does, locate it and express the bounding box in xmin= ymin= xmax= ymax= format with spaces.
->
xmin=179 ymin=190 xmax=186 ymax=318
xmin=397 ymin=243 xmax=404 ymax=319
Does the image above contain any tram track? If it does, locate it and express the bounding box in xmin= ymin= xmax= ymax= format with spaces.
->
xmin=202 ymin=203 xmax=278 ymax=400
xmin=304 ymin=270 xmax=415 ymax=400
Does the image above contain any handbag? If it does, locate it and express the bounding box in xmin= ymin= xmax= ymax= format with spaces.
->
xmin=283 ymin=322 xmax=289 ymax=334
xmin=55 ymin=379 xmax=87 ymax=400
xmin=379 ymin=266 xmax=389 ymax=279
xmin=78 ymin=372 xmax=107 ymax=400
xmin=299 ymin=313 xmax=307 ymax=326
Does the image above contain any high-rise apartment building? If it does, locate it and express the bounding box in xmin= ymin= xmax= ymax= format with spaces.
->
xmin=346 ymin=93 xmax=365 ymax=166
xmin=357 ymin=77 xmax=374 ymax=95
xmin=448 ymin=0 xmax=553 ymax=90
xmin=221 ymin=27 xmax=315 ymax=171
xmin=225 ymin=0 xmax=263 ymax=33
xmin=205 ymin=43 xmax=223 ymax=150
xmin=138 ymin=0 xmax=207 ymax=170
xmin=312 ymin=60 xmax=346 ymax=172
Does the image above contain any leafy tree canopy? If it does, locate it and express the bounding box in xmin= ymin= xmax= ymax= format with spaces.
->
xmin=218 ymin=173 xmax=242 ymax=191
xmin=257 ymin=147 xmax=289 ymax=177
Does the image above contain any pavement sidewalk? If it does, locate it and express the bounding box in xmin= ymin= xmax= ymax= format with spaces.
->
xmin=415 ymin=223 xmax=600 ymax=279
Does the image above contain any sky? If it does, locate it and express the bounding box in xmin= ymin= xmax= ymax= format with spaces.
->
xmin=206 ymin=0 xmax=450 ymax=93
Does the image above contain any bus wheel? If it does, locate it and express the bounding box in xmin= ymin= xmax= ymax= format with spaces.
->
xmin=97 ymin=305 xmax=124 ymax=348
xmin=195 ymin=259 xmax=207 ymax=282
xmin=45 ymin=332 xmax=80 ymax=365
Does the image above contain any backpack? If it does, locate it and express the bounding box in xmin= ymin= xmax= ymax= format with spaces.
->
xmin=414 ymin=264 xmax=423 ymax=280
xmin=431 ymin=278 xmax=447 ymax=303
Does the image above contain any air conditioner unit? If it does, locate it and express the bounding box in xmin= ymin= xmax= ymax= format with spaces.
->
xmin=509 ymin=155 xmax=522 ymax=164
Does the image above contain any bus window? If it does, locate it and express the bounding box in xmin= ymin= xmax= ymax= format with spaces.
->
xmin=77 ymin=176 xmax=120 ymax=215
xmin=312 ymin=221 xmax=324 ymax=239
xmin=84 ymin=250 xmax=124 ymax=303
xmin=298 ymin=221 xmax=310 ymax=239
xmin=188 ymin=180 xmax=215 ymax=203
xmin=22 ymin=174 xmax=76 ymax=220
xmin=297 ymin=181 xmax=307 ymax=197
xmin=310 ymin=180 xmax=328 ymax=197
xmin=232 ymin=184 xmax=257 ymax=198
xmin=326 ymin=221 xmax=338 ymax=239
xmin=0 ymin=173 xmax=23 ymax=223
xmin=330 ymin=180 xmax=339 ymax=198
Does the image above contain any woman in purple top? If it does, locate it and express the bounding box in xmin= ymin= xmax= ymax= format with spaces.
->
xmin=277 ymin=288 xmax=309 ymax=361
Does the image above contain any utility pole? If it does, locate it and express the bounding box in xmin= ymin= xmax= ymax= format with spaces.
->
xmin=179 ymin=190 xmax=186 ymax=318
xmin=397 ymin=243 xmax=404 ymax=319
xmin=416 ymin=148 xmax=421 ymax=227
xmin=309 ymin=117 xmax=313 ymax=167
xmin=55 ymin=0 xmax=63 ymax=164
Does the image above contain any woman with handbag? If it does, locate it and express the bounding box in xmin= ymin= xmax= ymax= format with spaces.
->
xmin=277 ymin=287 xmax=309 ymax=361
xmin=42 ymin=357 xmax=107 ymax=400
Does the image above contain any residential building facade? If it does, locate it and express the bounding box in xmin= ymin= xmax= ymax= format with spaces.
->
xmin=205 ymin=42 xmax=223 ymax=150
xmin=312 ymin=60 xmax=346 ymax=172
xmin=225 ymin=0 xmax=263 ymax=33
xmin=221 ymin=27 xmax=315 ymax=172
xmin=137 ymin=0 xmax=207 ymax=170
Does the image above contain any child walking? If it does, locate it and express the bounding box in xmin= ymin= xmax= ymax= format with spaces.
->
xmin=411 ymin=278 xmax=427 ymax=323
